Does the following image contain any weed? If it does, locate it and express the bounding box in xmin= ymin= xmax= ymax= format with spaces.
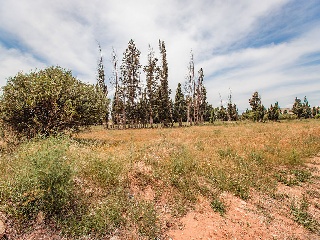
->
xmin=275 ymin=169 xmax=312 ymax=186
xmin=275 ymin=170 xmax=298 ymax=186
xmin=210 ymin=197 xmax=226 ymax=216
xmin=288 ymin=150 xmax=302 ymax=166
xmin=290 ymin=196 xmax=320 ymax=233
xmin=84 ymin=156 xmax=123 ymax=190
xmin=307 ymin=190 xmax=320 ymax=199
xmin=228 ymin=180 xmax=250 ymax=200
xmin=1 ymin=137 xmax=82 ymax=227
xmin=292 ymin=169 xmax=311 ymax=183
xmin=217 ymin=147 xmax=235 ymax=158
xmin=131 ymin=200 xmax=160 ymax=238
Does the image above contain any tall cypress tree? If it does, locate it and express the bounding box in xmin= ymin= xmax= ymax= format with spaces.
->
xmin=194 ymin=68 xmax=206 ymax=124
xmin=158 ymin=40 xmax=171 ymax=127
xmin=97 ymin=43 xmax=108 ymax=96
xmin=174 ymin=83 xmax=186 ymax=127
xmin=143 ymin=45 xmax=159 ymax=127
xmin=120 ymin=39 xmax=141 ymax=127
xmin=97 ymin=43 xmax=109 ymax=126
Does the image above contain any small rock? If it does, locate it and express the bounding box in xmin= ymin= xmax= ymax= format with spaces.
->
xmin=36 ymin=211 xmax=45 ymax=224
xmin=110 ymin=237 xmax=120 ymax=240
xmin=0 ymin=219 xmax=5 ymax=238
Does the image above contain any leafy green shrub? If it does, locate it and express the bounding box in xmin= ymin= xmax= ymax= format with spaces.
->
xmin=0 ymin=66 xmax=109 ymax=138
xmin=2 ymin=137 xmax=81 ymax=225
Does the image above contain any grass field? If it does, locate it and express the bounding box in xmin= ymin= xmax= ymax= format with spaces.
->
xmin=1 ymin=120 xmax=320 ymax=239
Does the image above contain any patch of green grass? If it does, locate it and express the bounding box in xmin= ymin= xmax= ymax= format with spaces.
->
xmin=275 ymin=169 xmax=312 ymax=186
xmin=131 ymin=200 xmax=160 ymax=238
xmin=210 ymin=197 xmax=226 ymax=216
xmin=292 ymin=169 xmax=312 ymax=183
xmin=288 ymin=150 xmax=302 ymax=166
xmin=290 ymin=196 xmax=320 ymax=234
xmin=275 ymin=170 xmax=299 ymax=186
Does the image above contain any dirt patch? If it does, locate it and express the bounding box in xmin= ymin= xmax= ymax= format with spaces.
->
xmin=166 ymin=193 xmax=312 ymax=240
xmin=166 ymin=156 xmax=320 ymax=240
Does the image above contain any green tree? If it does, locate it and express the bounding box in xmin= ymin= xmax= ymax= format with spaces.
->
xmin=143 ymin=45 xmax=159 ymax=127
xmin=194 ymin=68 xmax=206 ymax=124
xmin=120 ymin=39 xmax=141 ymax=127
xmin=267 ymin=102 xmax=280 ymax=121
xmin=0 ymin=66 xmax=108 ymax=138
xmin=292 ymin=97 xmax=303 ymax=118
xmin=97 ymin=43 xmax=109 ymax=126
xmin=249 ymin=91 xmax=265 ymax=122
xmin=174 ymin=83 xmax=186 ymax=126
xmin=227 ymin=89 xmax=238 ymax=121
xmin=158 ymin=40 xmax=172 ymax=127
xmin=184 ymin=51 xmax=195 ymax=125
xmin=97 ymin=43 xmax=108 ymax=96
xmin=110 ymin=48 xmax=123 ymax=128
xmin=302 ymin=96 xmax=312 ymax=119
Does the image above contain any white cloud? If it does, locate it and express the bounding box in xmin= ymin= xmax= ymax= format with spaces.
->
xmin=202 ymin=26 xmax=320 ymax=110
xmin=0 ymin=45 xmax=45 ymax=84
xmin=0 ymin=0 xmax=319 ymax=110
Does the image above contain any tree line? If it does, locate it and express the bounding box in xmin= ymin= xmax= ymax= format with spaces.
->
xmin=99 ymin=39 xmax=319 ymax=128
xmin=1 ymin=39 xmax=319 ymax=139
xmin=100 ymin=39 xmax=211 ymax=128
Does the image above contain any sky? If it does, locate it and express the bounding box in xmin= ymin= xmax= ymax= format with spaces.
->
xmin=0 ymin=0 xmax=320 ymax=111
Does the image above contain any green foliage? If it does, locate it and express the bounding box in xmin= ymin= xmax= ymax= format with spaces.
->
xmin=227 ymin=89 xmax=239 ymax=121
xmin=0 ymin=66 xmax=109 ymax=138
xmin=292 ymin=96 xmax=312 ymax=119
xmin=174 ymin=83 xmax=186 ymax=126
xmin=267 ymin=102 xmax=280 ymax=121
xmin=275 ymin=169 xmax=311 ymax=186
xmin=158 ymin=40 xmax=172 ymax=126
xmin=131 ymin=200 xmax=160 ymax=238
xmin=290 ymin=196 xmax=320 ymax=233
xmin=248 ymin=91 xmax=265 ymax=122
xmin=210 ymin=197 xmax=226 ymax=216
xmin=1 ymin=137 xmax=80 ymax=224
xmin=83 ymin=157 xmax=123 ymax=190
xmin=120 ymin=39 xmax=142 ymax=126
xmin=143 ymin=45 xmax=160 ymax=127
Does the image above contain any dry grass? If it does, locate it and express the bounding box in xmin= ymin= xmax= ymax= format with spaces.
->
xmin=1 ymin=120 xmax=320 ymax=239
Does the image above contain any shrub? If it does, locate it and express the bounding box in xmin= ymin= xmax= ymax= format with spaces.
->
xmin=0 ymin=66 xmax=109 ymax=138
xmin=2 ymin=137 xmax=80 ymax=225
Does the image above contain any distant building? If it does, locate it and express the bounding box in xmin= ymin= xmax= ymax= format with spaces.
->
xmin=280 ymin=108 xmax=294 ymax=115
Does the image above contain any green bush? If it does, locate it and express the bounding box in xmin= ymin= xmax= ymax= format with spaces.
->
xmin=2 ymin=137 xmax=80 ymax=224
xmin=0 ymin=66 xmax=109 ymax=138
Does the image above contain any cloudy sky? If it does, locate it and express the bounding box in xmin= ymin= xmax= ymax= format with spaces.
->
xmin=0 ymin=0 xmax=319 ymax=111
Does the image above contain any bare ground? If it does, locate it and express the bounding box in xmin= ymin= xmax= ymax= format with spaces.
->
xmin=166 ymin=155 xmax=320 ymax=240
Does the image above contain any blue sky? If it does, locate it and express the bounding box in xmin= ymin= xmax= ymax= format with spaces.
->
xmin=0 ymin=0 xmax=319 ymax=111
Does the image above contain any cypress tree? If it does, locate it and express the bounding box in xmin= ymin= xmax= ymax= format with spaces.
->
xmin=174 ymin=83 xmax=186 ymax=127
xmin=158 ymin=40 xmax=172 ymax=127
xmin=143 ymin=45 xmax=159 ymax=127
xmin=120 ymin=39 xmax=141 ymax=127
xmin=97 ymin=43 xmax=109 ymax=126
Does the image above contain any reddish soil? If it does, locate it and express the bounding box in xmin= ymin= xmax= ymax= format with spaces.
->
xmin=166 ymin=156 xmax=320 ymax=240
